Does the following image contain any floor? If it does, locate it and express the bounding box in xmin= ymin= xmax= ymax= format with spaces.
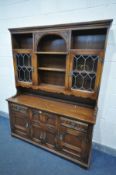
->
xmin=0 ymin=116 xmax=116 ymax=175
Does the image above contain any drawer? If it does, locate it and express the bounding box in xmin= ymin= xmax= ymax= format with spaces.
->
xmin=31 ymin=109 xmax=42 ymax=123
xmin=60 ymin=117 xmax=88 ymax=133
xmin=31 ymin=109 xmax=57 ymax=126
xmin=42 ymin=112 xmax=57 ymax=126
xmin=10 ymin=103 xmax=28 ymax=115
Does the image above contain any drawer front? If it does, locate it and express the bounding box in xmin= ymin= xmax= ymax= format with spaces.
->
xmin=31 ymin=109 xmax=57 ymax=126
xmin=31 ymin=109 xmax=42 ymax=124
xmin=10 ymin=103 xmax=28 ymax=115
xmin=60 ymin=117 xmax=88 ymax=133
xmin=42 ymin=112 xmax=57 ymax=126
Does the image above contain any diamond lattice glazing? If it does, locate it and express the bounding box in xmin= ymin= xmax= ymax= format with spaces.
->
xmin=71 ymin=55 xmax=99 ymax=91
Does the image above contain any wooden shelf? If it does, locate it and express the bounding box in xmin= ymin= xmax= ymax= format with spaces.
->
xmin=38 ymin=83 xmax=65 ymax=94
xmin=72 ymin=70 xmax=96 ymax=74
xmin=70 ymin=49 xmax=104 ymax=52
xmin=38 ymin=67 xmax=66 ymax=72
xmin=39 ymin=83 xmax=65 ymax=88
xmin=13 ymin=49 xmax=32 ymax=52
xmin=71 ymin=29 xmax=107 ymax=50
xmin=12 ymin=33 xmax=33 ymax=49
xmin=35 ymin=51 xmax=68 ymax=55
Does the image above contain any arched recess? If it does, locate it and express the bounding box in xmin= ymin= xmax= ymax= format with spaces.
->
xmin=37 ymin=34 xmax=67 ymax=52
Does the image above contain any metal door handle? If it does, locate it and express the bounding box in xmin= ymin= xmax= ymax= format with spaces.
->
xmin=25 ymin=122 xmax=29 ymax=128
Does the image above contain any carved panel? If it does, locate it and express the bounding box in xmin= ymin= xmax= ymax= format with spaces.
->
xmin=31 ymin=109 xmax=42 ymax=123
xmin=60 ymin=117 xmax=88 ymax=133
xmin=33 ymin=30 xmax=70 ymax=51
xmin=10 ymin=103 xmax=28 ymax=115
xmin=9 ymin=102 xmax=93 ymax=167
xmin=58 ymin=123 xmax=87 ymax=160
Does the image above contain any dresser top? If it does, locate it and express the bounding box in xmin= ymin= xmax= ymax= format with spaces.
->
xmin=8 ymin=94 xmax=96 ymax=124
xmin=9 ymin=19 xmax=112 ymax=33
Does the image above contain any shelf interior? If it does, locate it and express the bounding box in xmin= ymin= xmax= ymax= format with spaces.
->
xmin=12 ymin=33 xmax=33 ymax=49
xmin=71 ymin=28 xmax=107 ymax=49
xmin=37 ymin=34 xmax=66 ymax=52
xmin=39 ymin=70 xmax=65 ymax=86
xmin=38 ymin=54 xmax=66 ymax=70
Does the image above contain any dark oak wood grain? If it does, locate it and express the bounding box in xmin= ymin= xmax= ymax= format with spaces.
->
xmin=8 ymin=20 xmax=112 ymax=168
xmin=7 ymin=94 xmax=95 ymax=124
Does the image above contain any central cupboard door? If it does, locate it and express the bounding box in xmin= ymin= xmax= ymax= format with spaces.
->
xmin=68 ymin=50 xmax=104 ymax=99
xmin=31 ymin=109 xmax=58 ymax=149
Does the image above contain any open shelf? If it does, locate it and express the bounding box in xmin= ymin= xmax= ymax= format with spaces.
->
xmin=38 ymin=83 xmax=65 ymax=94
xmin=38 ymin=67 xmax=66 ymax=72
xmin=37 ymin=34 xmax=67 ymax=52
xmin=38 ymin=83 xmax=65 ymax=90
xmin=35 ymin=51 xmax=67 ymax=55
xmin=38 ymin=54 xmax=66 ymax=70
xmin=39 ymin=70 xmax=65 ymax=86
xmin=12 ymin=33 xmax=33 ymax=49
xmin=71 ymin=28 xmax=107 ymax=49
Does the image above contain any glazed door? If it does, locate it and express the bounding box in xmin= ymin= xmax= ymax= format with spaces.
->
xmin=13 ymin=49 xmax=35 ymax=88
xmin=68 ymin=50 xmax=104 ymax=99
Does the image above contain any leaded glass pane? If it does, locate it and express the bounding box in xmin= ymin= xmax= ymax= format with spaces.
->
xmin=71 ymin=55 xmax=99 ymax=91
xmin=16 ymin=53 xmax=32 ymax=82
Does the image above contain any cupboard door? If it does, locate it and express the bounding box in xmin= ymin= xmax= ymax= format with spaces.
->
xmin=31 ymin=109 xmax=58 ymax=148
xmin=41 ymin=112 xmax=58 ymax=149
xmin=10 ymin=103 xmax=29 ymax=138
xmin=31 ymin=109 xmax=44 ymax=143
xmin=68 ymin=50 xmax=104 ymax=99
xmin=58 ymin=117 xmax=89 ymax=163
xmin=31 ymin=123 xmax=45 ymax=143
xmin=13 ymin=49 xmax=34 ymax=88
